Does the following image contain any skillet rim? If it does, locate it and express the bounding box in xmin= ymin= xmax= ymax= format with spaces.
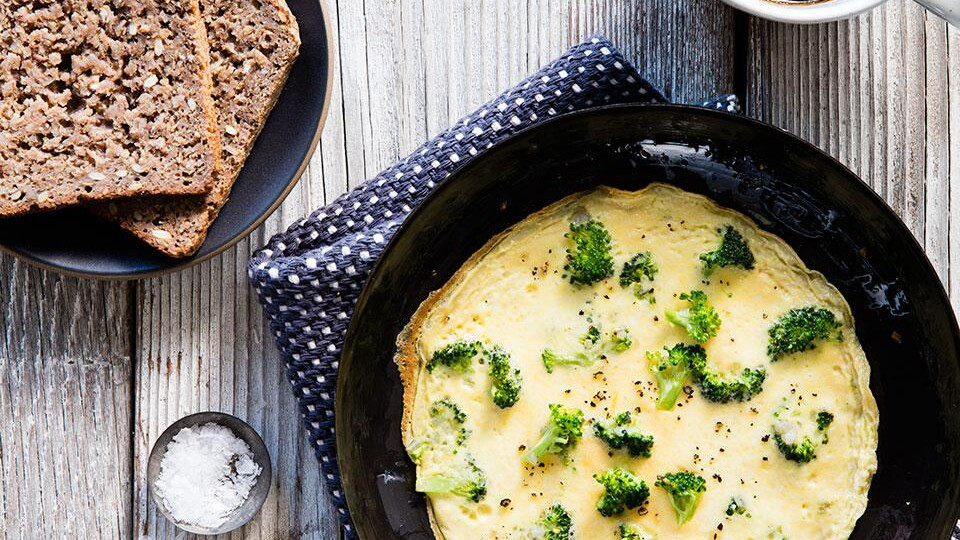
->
xmin=335 ymin=102 xmax=960 ymax=539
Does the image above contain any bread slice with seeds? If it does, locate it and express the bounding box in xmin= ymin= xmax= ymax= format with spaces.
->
xmin=94 ymin=0 xmax=301 ymax=257
xmin=0 ymin=0 xmax=221 ymax=217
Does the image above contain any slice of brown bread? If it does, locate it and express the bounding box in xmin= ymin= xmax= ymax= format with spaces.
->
xmin=94 ymin=0 xmax=301 ymax=257
xmin=0 ymin=0 xmax=221 ymax=217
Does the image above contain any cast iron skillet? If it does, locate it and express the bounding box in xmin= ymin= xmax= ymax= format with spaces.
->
xmin=336 ymin=104 xmax=960 ymax=539
xmin=0 ymin=0 xmax=334 ymax=279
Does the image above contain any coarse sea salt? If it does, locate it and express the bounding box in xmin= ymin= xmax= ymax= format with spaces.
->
xmin=154 ymin=423 xmax=262 ymax=528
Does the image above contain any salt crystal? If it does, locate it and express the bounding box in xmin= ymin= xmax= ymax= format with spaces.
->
xmin=154 ymin=423 xmax=262 ymax=528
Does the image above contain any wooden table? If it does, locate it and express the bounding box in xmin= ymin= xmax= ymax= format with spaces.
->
xmin=1 ymin=1 xmax=956 ymax=538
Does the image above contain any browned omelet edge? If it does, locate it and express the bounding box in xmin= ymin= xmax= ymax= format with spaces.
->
xmin=392 ymin=182 xmax=879 ymax=540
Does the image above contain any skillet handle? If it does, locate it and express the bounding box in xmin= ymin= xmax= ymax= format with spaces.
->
xmin=914 ymin=0 xmax=960 ymax=27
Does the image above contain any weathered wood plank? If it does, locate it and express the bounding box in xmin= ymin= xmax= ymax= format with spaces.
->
xmin=746 ymin=0 xmax=956 ymax=306
xmin=629 ymin=0 xmax=738 ymax=103
xmin=0 ymin=257 xmax=132 ymax=540
xmin=946 ymin=25 xmax=960 ymax=310
xmin=11 ymin=2 xmax=960 ymax=540
xmin=924 ymin=16 xmax=952 ymax=286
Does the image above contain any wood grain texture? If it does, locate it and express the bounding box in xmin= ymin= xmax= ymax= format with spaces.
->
xmin=0 ymin=257 xmax=132 ymax=540
xmin=14 ymin=1 xmax=957 ymax=539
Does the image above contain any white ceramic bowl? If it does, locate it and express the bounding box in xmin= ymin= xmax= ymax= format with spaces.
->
xmin=721 ymin=0 xmax=887 ymax=24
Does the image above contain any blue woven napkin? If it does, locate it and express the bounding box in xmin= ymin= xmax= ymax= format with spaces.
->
xmin=248 ymin=35 xmax=738 ymax=537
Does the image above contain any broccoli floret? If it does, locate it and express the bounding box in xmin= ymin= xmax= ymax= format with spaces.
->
xmin=655 ymin=471 xmax=707 ymax=524
xmin=817 ymin=411 xmax=834 ymax=431
xmin=580 ymin=324 xmax=602 ymax=347
xmin=694 ymin=365 xmax=767 ymax=403
xmin=563 ymin=219 xmax=614 ymax=285
xmin=532 ymin=504 xmax=573 ymax=540
xmin=406 ymin=398 xmax=470 ymax=464
xmin=617 ymin=523 xmax=652 ymax=539
xmin=430 ymin=399 xmax=467 ymax=423
xmin=543 ymin=327 xmax=632 ymax=373
xmin=593 ymin=411 xmax=655 ymax=458
xmin=682 ymin=345 xmax=766 ymax=403
xmin=772 ymin=406 xmax=819 ymax=463
xmin=620 ymin=252 xmax=658 ymax=287
xmin=767 ymin=307 xmax=843 ymax=360
xmin=619 ymin=252 xmax=658 ymax=301
xmin=486 ymin=345 xmax=522 ymax=409
xmin=700 ymin=225 xmax=755 ymax=275
xmin=609 ymin=328 xmax=633 ymax=352
xmin=412 ymin=400 xmax=486 ymax=502
xmin=726 ymin=496 xmax=747 ymax=516
xmin=524 ymin=404 xmax=585 ymax=464
xmin=773 ymin=434 xmax=817 ymax=463
xmin=430 ymin=399 xmax=469 ymax=446
xmin=406 ymin=438 xmax=429 ymax=465
xmin=816 ymin=410 xmax=835 ymax=444
xmin=646 ymin=344 xmax=697 ymax=410
xmin=427 ymin=340 xmax=482 ymax=373
xmin=542 ymin=349 xmax=594 ymax=373
xmin=414 ymin=458 xmax=487 ymax=502
xmin=665 ymin=290 xmax=721 ymax=343
xmin=650 ymin=344 xmax=765 ymax=405
xmin=594 ymin=467 xmax=649 ymax=517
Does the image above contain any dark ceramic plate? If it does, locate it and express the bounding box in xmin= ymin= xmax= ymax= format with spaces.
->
xmin=336 ymin=104 xmax=960 ymax=539
xmin=0 ymin=0 xmax=334 ymax=279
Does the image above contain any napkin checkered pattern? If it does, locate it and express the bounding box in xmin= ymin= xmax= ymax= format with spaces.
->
xmin=249 ymin=34 xmax=738 ymax=537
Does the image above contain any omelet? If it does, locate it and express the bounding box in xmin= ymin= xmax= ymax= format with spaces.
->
xmin=394 ymin=183 xmax=878 ymax=540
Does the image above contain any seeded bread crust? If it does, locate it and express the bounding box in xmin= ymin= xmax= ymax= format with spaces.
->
xmin=95 ymin=0 xmax=301 ymax=257
xmin=0 ymin=0 xmax=221 ymax=217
